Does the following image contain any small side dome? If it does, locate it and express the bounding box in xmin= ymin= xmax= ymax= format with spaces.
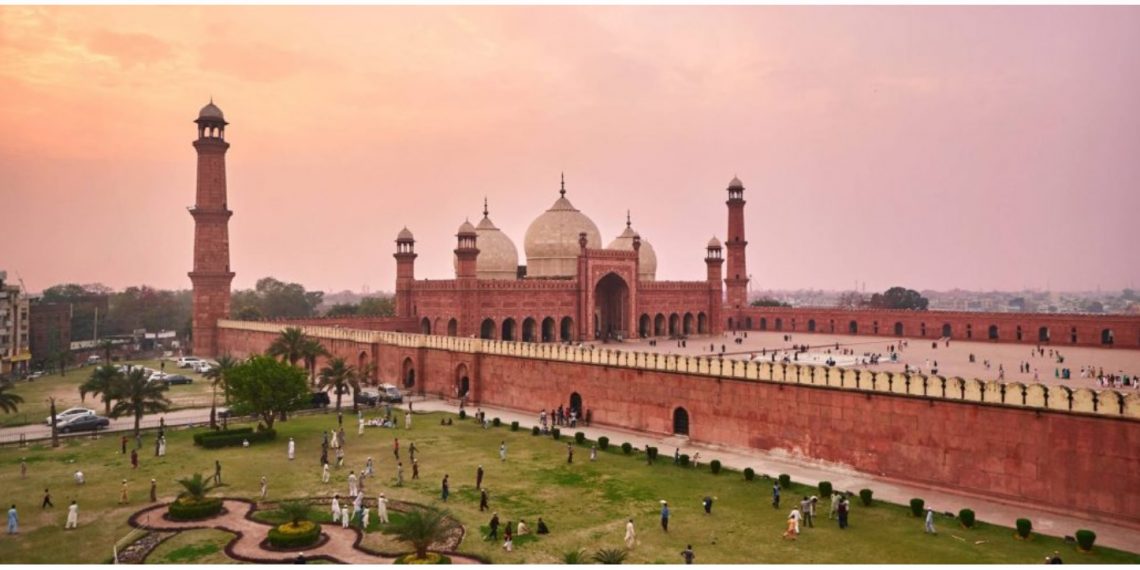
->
xmin=397 ymin=227 xmax=414 ymax=241
xmin=457 ymin=219 xmax=477 ymax=235
xmin=707 ymin=236 xmax=722 ymax=248
xmin=199 ymin=100 xmax=224 ymax=121
xmin=728 ymin=176 xmax=743 ymax=189
xmin=606 ymin=212 xmax=656 ymax=281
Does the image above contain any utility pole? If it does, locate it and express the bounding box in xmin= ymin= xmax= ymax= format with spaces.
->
xmin=49 ymin=397 xmax=59 ymax=448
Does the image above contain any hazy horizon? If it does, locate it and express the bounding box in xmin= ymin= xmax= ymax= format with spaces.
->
xmin=3 ymin=6 xmax=1138 ymax=294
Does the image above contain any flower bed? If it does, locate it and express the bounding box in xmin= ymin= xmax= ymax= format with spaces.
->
xmin=267 ymin=520 xmax=322 ymax=550
xmin=394 ymin=553 xmax=452 ymax=564
xmin=167 ymin=497 xmax=224 ymax=521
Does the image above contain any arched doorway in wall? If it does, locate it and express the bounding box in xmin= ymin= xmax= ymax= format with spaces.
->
xmin=447 ymin=318 xmax=458 ymax=337
xmin=358 ymin=351 xmax=371 ymax=385
xmin=760 ymin=318 xmax=767 ymax=331
xmin=808 ymin=319 xmax=817 ymax=332
xmin=920 ymin=322 xmax=927 ymax=337
xmin=595 ymin=273 xmax=631 ymax=340
xmin=502 ymin=318 xmax=517 ymax=341
xmin=542 ymin=317 xmax=556 ymax=342
xmin=639 ymin=314 xmax=651 ymax=338
xmin=942 ymin=323 xmax=952 ymax=338
xmin=894 ymin=322 xmax=904 ymax=336
xmin=480 ymin=319 xmax=496 ymax=340
xmin=668 ymin=313 xmax=680 ymax=336
xmin=421 ymin=317 xmax=431 ymax=335
xmin=849 ymin=321 xmax=858 ymax=334
xmin=1038 ymin=327 xmax=1050 ymax=342
xmin=654 ymin=314 xmax=666 ymax=336
xmin=1016 ymin=326 xmax=1023 ymax=341
xmin=697 ymin=312 xmax=708 ymax=334
xmin=775 ymin=318 xmax=783 ymax=331
xmin=522 ymin=318 xmax=537 ymax=342
xmin=683 ymin=313 xmax=694 ymax=335
xmin=569 ymin=392 xmax=583 ymax=416
xmin=727 ymin=317 xmax=734 ymax=330
xmin=829 ymin=320 xmax=835 ymax=333
xmin=745 ymin=316 xmax=753 ymax=330
xmin=1102 ymin=329 xmax=1114 ymax=345
xmin=1070 ymin=327 xmax=1077 ymax=344
xmin=873 ymin=321 xmax=879 ymax=335
xmin=673 ymin=407 xmax=690 ymax=436
xmin=560 ymin=317 xmax=574 ymax=342
xmin=988 ymin=325 xmax=999 ymax=340
xmin=966 ymin=324 xmax=973 ymax=339
xmin=402 ymin=357 xmax=416 ymax=389
xmin=455 ymin=363 xmax=471 ymax=399
xmin=791 ymin=318 xmax=797 ymax=331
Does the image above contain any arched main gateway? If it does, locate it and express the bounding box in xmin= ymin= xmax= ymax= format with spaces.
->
xmin=594 ymin=272 xmax=630 ymax=340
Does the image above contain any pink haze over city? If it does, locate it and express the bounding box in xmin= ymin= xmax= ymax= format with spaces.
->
xmin=2 ymin=6 xmax=1138 ymax=295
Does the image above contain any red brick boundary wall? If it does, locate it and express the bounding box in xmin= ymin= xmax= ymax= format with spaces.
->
xmin=217 ymin=320 xmax=1140 ymax=526
xmin=732 ymin=307 xmax=1140 ymax=348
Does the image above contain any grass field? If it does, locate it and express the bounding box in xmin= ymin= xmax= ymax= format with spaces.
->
xmin=0 ymin=359 xmax=216 ymax=428
xmin=0 ymin=410 xmax=1134 ymax=564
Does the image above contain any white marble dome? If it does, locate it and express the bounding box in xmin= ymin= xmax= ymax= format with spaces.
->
xmin=524 ymin=182 xmax=602 ymax=278
xmin=454 ymin=204 xmax=519 ymax=280
xmin=606 ymin=216 xmax=657 ymax=282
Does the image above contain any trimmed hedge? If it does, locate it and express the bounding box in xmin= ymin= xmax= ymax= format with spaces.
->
xmin=679 ymin=454 xmax=690 ymax=467
xmin=778 ymin=474 xmax=791 ymax=488
xmin=193 ymin=427 xmax=253 ymax=446
xmin=492 ymin=417 xmax=501 ymax=427
xmin=910 ymin=498 xmax=925 ymax=517
xmin=1015 ymin=518 xmax=1032 ymax=538
xmin=859 ymin=489 xmax=874 ymax=506
xmin=196 ymin=428 xmax=276 ymax=449
xmin=510 ymin=421 xmax=519 ymax=432
xmin=574 ymin=431 xmax=586 ymax=444
xmin=1075 ymin=529 xmax=1096 ymax=551
xmin=551 ymin=428 xmax=561 ymax=440
xmin=168 ymin=497 xmax=224 ymax=521
xmin=621 ymin=442 xmax=632 ymax=455
xmin=818 ymin=481 xmax=833 ymax=498
xmin=458 ymin=409 xmax=466 ymax=420
xmin=743 ymin=467 xmax=755 ymax=481
xmin=646 ymin=446 xmax=659 ymax=462
xmin=958 ymin=509 xmax=975 ymax=528
xmin=531 ymin=426 xmax=540 ymax=436
xmin=597 ymin=436 xmax=610 ymax=450
xmin=394 ymin=553 xmax=451 ymax=564
xmin=710 ymin=459 xmax=722 ymax=474
xmin=267 ymin=521 xmax=321 ymax=549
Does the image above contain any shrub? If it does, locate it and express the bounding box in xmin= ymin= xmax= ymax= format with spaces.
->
xmin=621 ymin=442 xmax=632 ymax=455
xmin=394 ymin=553 xmax=451 ymax=564
xmin=510 ymin=421 xmax=519 ymax=432
xmin=597 ymin=436 xmax=610 ymax=450
xmin=575 ymin=431 xmax=586 ymax=444
xmin=267 ymin=520 xmax=321 ymax=549
xmin=646 ymin=446 xmax=658 ymax=462
xmin=710 ymin=459 xmax=722 ymax=474
xmin=458 ymin=409 xmax=466 ymax=420
xmin=1075 ymin=529 xmax=1096 ymax=551
xmin=679 ymin=454 xmax=690 ymax=467
xmin=196 ymin=428 xmax=276 ymax=449
xmin=778 ymin=474 xmax=791 ymax=488
xmin=168 ymin=497 xmax=224 ymax=521
xmin=859 ymin=489 xmax=874 ymax=506
xmin=744 ymin=467 xmax=755 ymax=481
xmin=958 ymin=509 xmax=976 ymax=528
xmin=532 ymin=426 xmax=540 ymax=436
xmin=910 ymin=498 xmax=925 ymax=517
xmin=192 ymin=427 xmax=252 ymax=446
xmin=1015 ymin=518 xmax=1032 ymax=538
xmin=818 ymin=481 xmax=833 ymax=498
xmin=592 ymin=548 xmax=628 ymax=565
xmin=492 ymin=417 xmax=501 ymax=427
xmin=551 ymin=428 xmax=561 ymax=440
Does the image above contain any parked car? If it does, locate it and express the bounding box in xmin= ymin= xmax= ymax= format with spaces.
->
xmin=355 ymin=388 xmax=381 ymax=407
xmin=310 ymin=391 xmax=331 ymax=408
xmin=176 ymin=356 xmax=203 ymax=369
xmin=161 ymin=374 xmax=193 ymax=385
xmin=27 ymin=371 xmax=45 ymax=380
xmin=46 ymin=407 xmax=95 ymax=426
xmin=58 ymin=414 xmax=110 ymax=434
xmin=193 ymin=361 xmax=215 ymax=374
xmin=85 ymin=355 xmax=102 ymax=366
xmin=379 ymin=384 xmax=403 ymax=403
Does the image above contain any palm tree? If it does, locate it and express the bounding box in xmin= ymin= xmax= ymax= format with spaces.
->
xmin=592 ymin=548 xmax=628 ymax=565
xmin=79 ymin=364 xmax=123 ymax=416
xmin=562 ymin=549 xmax=588 ymax=564
xmin=175 ymin=472 xmax=224 ymax=501
xmin=319 ymin=357 xmax=359 ymax=413
xmin=109 ymin=368 xmax=172 ymax=436
xmin=204 ymin=355 xmax=237 ymax=429
xmin=279 ymin=501 xmax=313 ymax=526
xmin=390 ymin=507 xmax=452 ymax=561
xmin=0 ymin=384 xmax=24 ymax=414
xmin=97 ymin=338 xmax=115 ymax=362
xmin=267 ymin=327 xmax=308 ymax=367
xmin=300 ymin=338 xmax=330 ymax=386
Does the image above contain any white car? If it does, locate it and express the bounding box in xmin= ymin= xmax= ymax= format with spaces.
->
xmin=193 ymin=361 xmax=215 ymax=374
xmin=177 ymin=356 xmax=203 ymax=369
xmin=46 ymin=407 xmax=95 ymax=426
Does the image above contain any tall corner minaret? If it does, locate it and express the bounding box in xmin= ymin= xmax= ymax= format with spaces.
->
xmin=724 ymin=176 xmax=749 ymax=312
xmin=189 ymin=99 xmax=235 ymax=357
xmin=394 ymin=227 xmax=417 ymax=318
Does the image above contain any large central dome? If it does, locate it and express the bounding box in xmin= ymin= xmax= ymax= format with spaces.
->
xmin=524 ymin=176 xmax=602 ymax=278
xmin=454 ymin=199 xmax=519 ymax=280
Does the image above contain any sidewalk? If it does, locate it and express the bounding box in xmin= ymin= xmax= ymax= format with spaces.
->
xmin=412 ymin=396 xmax=1139 ymax=553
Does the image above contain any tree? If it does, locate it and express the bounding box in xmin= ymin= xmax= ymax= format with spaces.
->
xmin=300 ymin=338 xmax=330 ymax=386
xmin=319 ymin=357 xmax=359 ymax=413
xmin=204 ymin=355 xmax=238 ymax=429
xmin=109 ymin=368 xmax=172 ymax=436
xmin=235 ymin=305 xmax=263 ymax=321
xmin=358 ymin=296 xmax=396 ymax=317
xmin=97 ymin=339 xmax=115 ymax=362
xmin=750 ymin=298 xmax=790 ymax=307
xmin=79 ymin=364 xmax=123 ymax=416
xmin=225 ymin=355 xmax=309 ymax=430
xmin=867 ymin=287 xmax=929 ymax=311
xmin=325 ymin=303 xmax=359 ymax=317
xmin=0 ymin=384 xmax=24 ymax=414
xmin=268 ymin=327 xmax=308 ymax=367
xmin=176 ymin=472 xmax=225 ymax=501
xmin=390 ymin=507 xmax=452 ymax=560
xmin=836 ymin=291 xmax=866 ymax=309
xmin=279 ymin=501 xmax=313 ymax=526
xmin=230 ymin=277 xmax=324 ymax=319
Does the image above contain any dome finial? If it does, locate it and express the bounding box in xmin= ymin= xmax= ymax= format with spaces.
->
xmin=560 ymin=172 xmax=566 ymax=197
xmin=626 ymin=210 xmax=631 ymax=228
xmin=483 ymin=197 xmax=489 ymax=218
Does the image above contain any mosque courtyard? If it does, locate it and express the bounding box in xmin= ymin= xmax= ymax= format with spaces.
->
xmin=1 ymin=409 xmax=1137 ymax=564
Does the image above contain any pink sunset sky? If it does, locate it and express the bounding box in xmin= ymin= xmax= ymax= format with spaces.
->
xmin=2 ymin=6 xmax=1138 ymax=295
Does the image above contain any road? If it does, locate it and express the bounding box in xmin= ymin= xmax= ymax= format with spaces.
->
xmin=0 ymin=407 xmax=216 ymax=444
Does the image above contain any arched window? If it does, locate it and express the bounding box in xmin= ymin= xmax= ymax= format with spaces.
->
xmin=988 ymin=325 xmax=999 ymax=340
xmin=480 ymin=319 xmax=496 ymax=340
xmin=673 ymin=407 xmax=690 ymax=436
xmin=849 ymin=321 xmax=858 ymax=334
xmin=447 ymin=318 xmax=458 ymax=337
xmin=894 ymin=322 xmax=904 ymax=336
xmin=807 ymin=319 xmax=816 ymax=332
xmin=421 ymin=317 xmax=431 ymax=335
xmin=502 ymin=318 xmax=517 ymax=341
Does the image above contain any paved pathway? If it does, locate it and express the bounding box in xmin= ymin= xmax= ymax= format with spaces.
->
xmin=421 ymin=399 xmax=1140 ymax=552
xmin=129 ymin=498 xmax=480 ymax=564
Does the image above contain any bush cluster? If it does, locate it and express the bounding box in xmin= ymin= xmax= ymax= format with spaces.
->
xmin=458 ymin=409 xmax=467 ymax=420
xmin=551 ymin=428 xmax=561 ymax=440
xmin=196 ymin=429 xmax=277 ymax=449
xmin=510 ymin=421 xmax=519 ymax=431
xmin=710 ymin=459 xmax=722 ymax=474
xmin=909 ymin=498 xmax=925 ymax=517
xmin=646 ymin=446 xmax=659 ymax=462
xmin=818 ymin=481 xmax=833 ymax=498
xmin=958 ymin=509 xmax=976 ymax=528
xmin=859 ymin=489 xmax=874 ymax=506
xmin=574 ymin=432 xmax=586 ymax=444
xmin=778 ymin=474 xmax=791 ymax=488
xmin=621 ymin=442 xmax=632 ymax=455
xmin=492 ymin=417 xmax=501 ymax=427
xmin=192 ymin=427 xmax=253 ymax=446
xmin=1075 ymin=529 xmax=1096 ymax=551
xmin=531 ymin=426 xmax=540 ymax=436
xmin=168 ymin=497 xmax=224 ymax=521
xmin=743 ymin=467 xmax=755 ymax=481
xmin=267 ymin=521 xmax=321 ymax=549
xmin=597 ymin=436 xmax=610 ymax=450
xmin=679 ymin=454 xmax=690 ymax=467
xmin=1015 ymin=518 xmax=1032 ymax=538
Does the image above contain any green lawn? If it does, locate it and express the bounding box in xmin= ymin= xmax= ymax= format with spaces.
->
xmin=1 ymin=359 xmax=216 ymax=428
xmin=0 ymin=410 xmax=1134 ymax=564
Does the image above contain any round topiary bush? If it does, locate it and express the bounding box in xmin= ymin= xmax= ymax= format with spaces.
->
xmin=710 ymin=459 xmax=722 ymax=474
xmin=394 ymin=553 xmax=451 ymax=564
xmin=575 ymin=431 xmax=586 ymax=444
xmin=492 ymin=417 xmax=501 ymax=427
xmin=1015 ymin=518 xmax=1032 ymax=539
xmin=778 ymin=474 xmax=791 ymax=488
xmin=510 ymin=421 xmax=519 ymax=432
xmin=744 ymin=467 xmax=755 ymax=481
xmin=910 ymin=498 xmax=925 ymax=517
xmin=646 ymin=446 xmax=659 ymax=462
xmin=267 ymin=520 xmax=321 ymax=549
xmin=551 ymin=428 xmax=561 ymax=440
xmin=819 ymin=481 xmax=833 ymax=498
xmin=167 ymin=497 xmax=224 ymax=521
xmin=621 ymin=442 xmax=632 ymax=455
xmin=598 ymin=436 xmax=610 ymax=450
xmin=859 ymin=489 xmax=874 ymax=506
xmin=679 ymin=454 xmax=690 ymax=467
xmin=958 ymin=509 xmax=976 ymax=528
xmin=1075 ymin=529 xmax=1096 ymax=551
xmin=458 ymin=409 xmax=466 ymax=420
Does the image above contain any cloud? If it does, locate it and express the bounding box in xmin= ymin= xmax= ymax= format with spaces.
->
xmin=197 ymin=40 xmax=332 ymax=82
xmin=85 ymin=29 xmax=172 ymax=68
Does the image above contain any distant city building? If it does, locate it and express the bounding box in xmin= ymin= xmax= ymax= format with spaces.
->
xmin=29 ymin=300 xmax=70 ymax=368
xmin=0 ymin=271 xmax=31 ymax=376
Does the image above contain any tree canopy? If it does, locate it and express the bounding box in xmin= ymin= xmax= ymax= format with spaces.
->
xmin=226 ymin=355 xmax=310 ymax=430
xmin=231 ymin=277 xmax=324 ymax=320
xmin=750 ymin=298 xmax=790 ymax=308
xmin=867 ymin=287 xmax=929 ymax=311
